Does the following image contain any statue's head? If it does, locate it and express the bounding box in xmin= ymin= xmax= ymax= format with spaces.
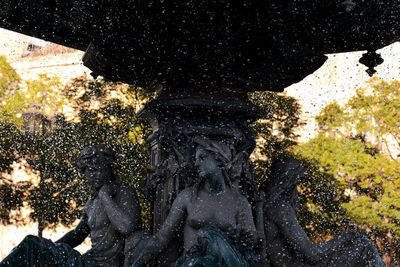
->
xmin=261 ymin=156 xmax=306 ymax=207
xmin=193 ymin=137 xmax=249 ymax=188
xmin=193 ymin=138 xmax=229 ymax=184
xmin=76 ymin=145 xmax=116 ymax=191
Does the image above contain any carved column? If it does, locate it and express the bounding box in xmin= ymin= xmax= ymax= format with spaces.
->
xmin=142 ymin=88 xmax=265 ymax=265
xmin=139 ymin=88 xmax=264 ymax=232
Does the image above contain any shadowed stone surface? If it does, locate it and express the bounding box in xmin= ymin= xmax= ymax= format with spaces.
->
xmin=1 ymin=1 xmax=400 ymax=92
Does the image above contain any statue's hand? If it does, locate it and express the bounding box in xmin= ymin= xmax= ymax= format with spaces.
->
xmin=132 ymin=251 xmax=153 ymax=267
xmin=255 ymin=191 xmax=266 ymax=203
xmin=132 ymin=256 xmax=145 ymax=267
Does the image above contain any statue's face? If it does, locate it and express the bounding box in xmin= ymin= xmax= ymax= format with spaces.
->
xmin=195 ymin=148 xmax=219 ymax=180
xmin=83 ymin=154 xmax=113 ymax=191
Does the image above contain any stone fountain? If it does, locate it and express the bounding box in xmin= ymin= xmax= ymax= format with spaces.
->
xmin=0 ymin=1 xmax=398 ymax=265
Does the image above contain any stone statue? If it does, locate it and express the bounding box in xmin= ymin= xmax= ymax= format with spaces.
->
xmin=0 ymin=145 xmax=142 ymax=267
xmin=261 ymin=156 xmax=385 ymax=267
xmin=132 ymin=137 xmax=259 ymax=266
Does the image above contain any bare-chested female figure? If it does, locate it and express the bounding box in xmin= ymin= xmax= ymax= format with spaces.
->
xmin=0 ymin=145 xmax=142 ymax=267
xmin=133 ymin=137 xmax=259 ymax=266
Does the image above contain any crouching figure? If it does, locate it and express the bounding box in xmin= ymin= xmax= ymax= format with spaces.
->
xmin=261 ymin=157 xmax=385 ymax=267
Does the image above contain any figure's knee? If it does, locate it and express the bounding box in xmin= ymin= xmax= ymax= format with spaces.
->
xmin=23 ymin=235 xmax=38 ymax=242
xmin=0 ymin=235 xmax=44 ymax=266
xmin=22 ymin=235 xmax=40 ymax=243
xmin=357 ymin=235 xmax=374 ymax=249
xmin=20 ymin=235 xmax=45 ymax=248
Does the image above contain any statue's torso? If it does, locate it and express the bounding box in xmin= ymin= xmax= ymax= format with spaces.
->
xmin=84 ymin=193 xmax=124 ymax=266
xmin=183 ymin=188 xmax=240 ymax=250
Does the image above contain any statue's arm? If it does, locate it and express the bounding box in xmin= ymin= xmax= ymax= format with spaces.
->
xmin=253 ymin=192 xmax=267 ymax=260
xmin=236 ymin=195 xmax=260 ymax=253
xmin=253 ymin=191 xmax=266 ymax=238
xmin=136 ymin=189 xmax=187 ymax=262
xmin=272 ymin=202 xmax=323 ymax=263
xmin=152 ymin=189 xmax=187 ymax=245
xmin=55 ymin=213 xmax=90 ymax=247
xmin=238 ymin=195 xmax=257 ymax=234
xmin=321 ymin=230 xmax=364 ymax=251
xmin=99 ymin=184 xmax=142 ymax=235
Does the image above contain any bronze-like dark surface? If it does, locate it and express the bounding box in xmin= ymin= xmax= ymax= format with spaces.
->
xmin=1 ymin=1 xmax=399 ymax=92
xmin=260 ymin=157 xmax=385 ymax=266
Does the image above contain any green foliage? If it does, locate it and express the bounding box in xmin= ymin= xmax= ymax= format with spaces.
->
xmin=347 ymin=80 xmax=400 ymax=137
xmin=298 ymin=79 xmax=400 ymax=263
xmin=296 ymin=157 xmax=348 ymax=239
xmin=0 ymin=71 xmax=62 ymax=125
xmin=0 ymin=56 xmax=20 ymax=98
xmin=0 ymin=178 xmax=26 ymax=225
xmin=297 ymin=135 xmax=400 ymax=230
xmin=0 ymin=122 xmax=26 ymax=224
xmin=23 ymin=76 xmax=151 ymax=227
xmin=0 ymin=123 xmax=22 ymax=173
xmin=316 ymin=101 xmax=346 ymax=131
xmin=249 ymin=91 xmax=302 ymax=183
xmin=318 ymin=80 xmax=400 ymax=157
xmin=61 ymin=76 xmax=150 ymax=187
xmin=249 ymin=91 xmax=348 ymax=240
xmin=0 ymin=56 xmax=150 ymax=229
xmin=249 ymin=90 xmax=346 ymax=243
xmin=0 ymin=57 xmax=26 ymax=223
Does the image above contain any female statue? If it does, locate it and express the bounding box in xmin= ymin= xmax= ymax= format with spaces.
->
xmin=261 ymin=156 xmax=385 ymax=267
xmin=133 ymin=137 xmax=259 ymax=266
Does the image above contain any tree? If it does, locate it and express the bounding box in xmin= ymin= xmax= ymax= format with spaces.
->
xmin=0 ymin=56 xmax=27 ymax=224
xmin=0 ymin=122 xmax=26 ymax=224
xmin=249 ymin=91 xmax=302 ymax=180
xmin=0 ymin=56 xmax=20 ymax=98
xmin=250 ymin=91 xmax=347 ymax=242
xmin=297 ymin=79 xmax=400 ymax=264
xmin=0 ymin=60 xmax=307 ymax=230
xmin=22 ymin=75 xmax=151 ymax=228
xmin=0 ymin=55 xmax=151 ymax=229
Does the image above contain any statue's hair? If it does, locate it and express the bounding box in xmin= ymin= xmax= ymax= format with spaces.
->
xmin=76 ymin=145 xmax=116 ymax=172
xmin=261 ymin=156 xmax=306 ymax=205
xmin=192 ymin=137 xmax=234 ymax=188
xmin=193 ymin=137 xmax=232 ymax=163
xmin=192 ymin=137 xmax=251 ymax=191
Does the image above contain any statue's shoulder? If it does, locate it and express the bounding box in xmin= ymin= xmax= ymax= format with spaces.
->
xmin=117 ymin=183 xmax=140 ymax=203
xmin=83 ymin=197 xmax=95 ymax=214
xmin=173 ymin=187 xmax=195 ymax=207
xmin=119 ymin=183 xmax=136 ymax=193
xmin=232 ymin=188 xmax=250 ymax=203
xmin=178 ymin=187 xmax=194 ymax=199
xmin=265 ymin=201 xmax=293 ymax=222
